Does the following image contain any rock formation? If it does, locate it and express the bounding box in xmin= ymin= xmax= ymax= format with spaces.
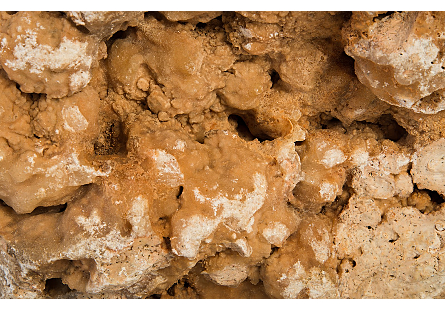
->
xmin=1 ymin=11 xmax=445 ymax=299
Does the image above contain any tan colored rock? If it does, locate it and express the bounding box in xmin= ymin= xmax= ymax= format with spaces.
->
xmin=67 ymin=11 xmax=143 ymax=39
xmin=335 ymin=197 xmax=445 ymax=298
xmin=411 ymin=138 xmax=445 ymax=195
xmin=0 ymin=69 xmax=106 ymax=214
xmin=160 ymin=12 xmax=222 ymax=24
xmin=262 ymin=215 xmax=339 ymax=299
xmin=0 ymin=12 xmax=104 ymax=98
xmin=2 ymin=10 xmax=445 ymax=300
xmin=344 ymin=12 xmax=445 ymax=114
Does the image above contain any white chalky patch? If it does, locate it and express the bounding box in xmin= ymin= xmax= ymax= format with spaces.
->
xmin=320 ymin=148 xmax=346 ymax=168
xmin=275 ymin=142 xmax=301 ymax=188
xmin=173 ymin=215 xmax=219 ymax=258
xmin=319 ymin=182 xmax=337 ymax=201
xmin=193 ymin=172 xmax=267 ymax=230
xmin=245 ymin=217 xmax=255 ymax=233
xmin=76 ymin=209 xmax=106 ymax=235
xmin=307 ymin=228 xmax=331 ymax=264
xmin=350 ymin=149 xmax=369 ymax=166
xmin=63 ymin=228 xmax=132 ymax=262
xmin=41 ymin=152 xmax=109 ymax=186
xmin=231 ymin=238 xmax=252 ymax=257
xmin=82 ymin=12 xmax=106 ymax=23
xmin=148 ymin=149 xmax=184 ymax=187
xmin=281 ymin=261 xmax=307 ymax=298
xmin=175 ymin=173 xmax=267 ymax=258
xmin=206 ymin=264 xmax=248 ymax=286
xmin=5 ymin=33 xmax=93 ymax=76
xmin=172 ymin=140 xmax=186 ymax=152
xmin=305 ymin=269 xmax=339 ymax=298
xmin=354 ymin=108 xmax=366 ymax=116
xmin=68 ymin=11 xmax=86 ymax=25
xmin=0 ymin=37 xmax=6 ymax=51
xmin=128 ymin=196 xmax=150 ymax=237
xmin=239 ymin=27 xmax=253 ymax=38
xmin=62 ymin=105 xmax=89 ymax=132
xmin=387 ymin=38 xmax=441 ymax=87
xmin=262 ymin=222 xmax=290 ymax=246
xmin=35 ymin=187 xmax=46 ymax=198
xmin=27 ymin=153 xmax=36 ymax=167
xmin=69 ymin=70 xmax=91 ymax=91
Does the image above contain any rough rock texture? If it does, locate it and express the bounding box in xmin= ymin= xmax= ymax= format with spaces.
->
xmin=343 ymin=12 xmax=445 ymax=114
xmin=1 ymin=11 xmax=445 ymax=299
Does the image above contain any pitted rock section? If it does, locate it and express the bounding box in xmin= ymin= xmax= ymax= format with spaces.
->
xmin=1 ymin=10 xmax=445 ymax=299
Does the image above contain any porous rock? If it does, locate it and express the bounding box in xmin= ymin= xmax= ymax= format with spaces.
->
xmin=1 ymin=10 xmax=445 ymax=299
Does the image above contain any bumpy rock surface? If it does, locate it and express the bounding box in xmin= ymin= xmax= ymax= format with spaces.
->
xmin=1 ymin=11 xmax=445 ymax=299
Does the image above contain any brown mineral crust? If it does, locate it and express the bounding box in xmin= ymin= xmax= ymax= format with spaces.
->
xmin=261 ymin=215 xmax=339 ymax=299
xmin=0 ymin=12 xmax=105 ymax=99
xmin=2 ymin=10 xmax=445 ymax=299
xmin=0 ymin=75 xmax=107 ymax=214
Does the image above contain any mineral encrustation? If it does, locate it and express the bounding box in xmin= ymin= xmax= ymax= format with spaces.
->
xmin=1 ymin=11 xmax=445 ymax=299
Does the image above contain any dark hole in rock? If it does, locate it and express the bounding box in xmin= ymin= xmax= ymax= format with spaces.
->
xmin=372 ymin=11 xmax=395 ymax=22
xmin=228 ymin=114 xmax=255 ymax=141
xmin=177 ymin=186 xmax=184 ymax=199
xmin=163 ymin=237 xmax=172 ymax=251
xmin=167 ymin=282 xmax=177 ymax=296
xmin=149 ymin=293 xmax=162 ymax=299
xmin=320 ymin=113 xmax=343 ymax=130
xmin=94 ymin=121 xmax=128 ymax=155
xmin=75 ymin=24 xmax=90 ymax=35
xmin=31 ymin=203 xmax=67 ymax=215
xmin=107 ymin=26 xmax=136 ymax=47
xmin=269 ymin=69 xmax=281 ymax=88
xmin=424 ymin=189 xmax=445 ymax=204
xmin=144 ymin=11 xmax=166 ymax=22
xmin=270 ymin=246 xmax=279 ymax=255
xmin=44 ymin=278 xmax=72 ymax=297
xmin=376 ymin=114 xmax=407 ymax=142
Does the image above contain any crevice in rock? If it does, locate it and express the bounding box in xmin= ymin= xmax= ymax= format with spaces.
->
xmin=269 ymin=69 xmax=281 ymax=88
xmin=144 ymin=11 xmax=168 ymax=22
xmin=319 ymin=113 xmax=344 ymax=130
xmin=270 ymin=246 xmax=279 ymax=255
xmin=30 ymin=203 xmax=67 ymax=215
xmin=94 ymin=120 xmax=128 ymax=156
xmin=389 ymin=232 xmax=399 ymax=243
xmin=148 ymin=293 xmax=162 ymax=299
xmin=372 ymin=11 xmax=395 ymax=22
xmin=228 ymin=114 xmax=256 ymax=141
xmin=163 ymin=237 xmax=172 ymax=251
xmin=375 ymin=114 xmax=408 ymax=142
xmin=105 ymin=26 xmax=137 ymax=50
xmin=424 ymin=189 xmax=445 ymax=205
xmin=44 ymin=278 xmax=72 ymax=298
xmin=176 ymin=186 xmax=184 ymax=199
xmin=167 ymin=282 xmax=177 ymax=296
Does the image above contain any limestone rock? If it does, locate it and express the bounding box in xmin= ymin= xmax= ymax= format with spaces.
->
xmin=1 ymin=10 xmax=445 ymax=299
